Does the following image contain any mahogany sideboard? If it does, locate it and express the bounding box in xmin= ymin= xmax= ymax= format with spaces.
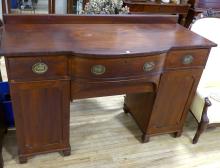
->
xmin=0 ymin=14 xmax=216 ymax=163
xmin=123 ymin=0 xmax=190 ymax=25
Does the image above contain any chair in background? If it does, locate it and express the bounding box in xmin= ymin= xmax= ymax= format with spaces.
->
xmin=190 ymin=11 xmax=220 ymax=144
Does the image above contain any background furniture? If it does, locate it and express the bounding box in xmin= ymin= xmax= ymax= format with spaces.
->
xmin=2 ymin=0 xmax=75 ymax=14
xmin=0 ymin=19 xmax=4 ymax=168
xmin=185 ymin=0 xmax=220 ymax=27
xmin=0 ymin=14 xmax=215 ymax=163
xmin=2 ymin=0 xmax=56 ymax=14
xmin=190 ymin=14 xmax=220 ymax=144
xmin=123 ymin=0 xmax=190 ymax=25
xmin=67 ymin=0 xmax=79 ymax=13
xmin=17 ymin=0 xmax=38 ymax=14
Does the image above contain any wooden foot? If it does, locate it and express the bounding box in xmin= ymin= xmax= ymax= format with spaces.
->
xmin=141 ymin=134 xmax=150 ymax=143
xmin=123 ymin=103 xmax=129 ymax=114
xmin=193 ymin=97 xmax=211 ymax=144
xmin=0 ymin=151 xmax=3 ymax=168
xmin=4 ymin=128 xmax=7 ymax=134
xmin=19 ymin=156 xmax=28 ymax=164
xmin=193 ymin=122 xmax=208 ymax=144
xmin=62 ymin=148 xmax=71 ymax=156
xmin=193 ymin=135 xmax=199 ymax=144
xmin=174 ymin=131 xmax=182 ymax=138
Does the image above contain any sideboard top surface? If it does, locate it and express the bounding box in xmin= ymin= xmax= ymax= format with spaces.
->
xmin=0 ymin=23 xmax=216 ymax=57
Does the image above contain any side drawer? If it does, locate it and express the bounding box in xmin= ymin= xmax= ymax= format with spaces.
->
xmin=6 ymin=56 xmax=68 ymax=81
xmin=165 ymin=49 xmax=210 ymax=69
xmin=71 ymin=54 xmax=166 ymax=80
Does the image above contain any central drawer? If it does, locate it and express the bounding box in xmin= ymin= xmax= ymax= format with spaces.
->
xmin=71 ymin=54 xmax=166 ymax=80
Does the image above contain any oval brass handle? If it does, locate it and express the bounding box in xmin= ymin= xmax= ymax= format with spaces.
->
xmin=143 ymin=62 xmax=155 ymax=72
xmin=182 ymin=55 xmax=194 ymax=65
xmin=91 ymin=65 xmax=106 ymax=75
xmin=32 ymin=62 xmax=48 ymax=74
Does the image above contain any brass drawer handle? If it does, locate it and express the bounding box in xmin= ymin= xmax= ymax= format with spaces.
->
xmin=143 ymin=62 xmax=155 ymax=72
xmin=91 ymin=65 xmax=106 ymax=75
xmin=32 ymin=62 xmax=48 ymax=74
xmin=182 ymin=55 xmax=194 ymax=65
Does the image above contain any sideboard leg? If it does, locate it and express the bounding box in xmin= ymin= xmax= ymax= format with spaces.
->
xmin=123 ymin=103 xmax=129 ymax=114
xmin=4 ymin=128 xmax=7 ymax=134
xmin=174 ymin=131 xmax=182 ymax=138
xmin=141 ymin=134 xmax=150 ymax=143
xmin=19 ymin=156 xmax=28 ymax=164
xmin=62 ymin=148 xmax=71 ymax=156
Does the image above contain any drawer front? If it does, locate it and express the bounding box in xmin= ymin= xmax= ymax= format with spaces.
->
xmin=71 ymin=75 xmax=160 ymax=99
xmin=128 ymin=5 xmax=160 ymax=13
xmin=175 ymin=5 xmax=190 ymax=13
xmin=71 ymin=54 xmax=166 ymax=80
xmin=143 ymin=6 xmax=160 ymax=13
xmin=158 ymin=6 xmax=177 ymax=13
xmin=7 ymin=56 xmax=68 ymax=81
xmin=165 ymin=49 xmax=210 ymax=69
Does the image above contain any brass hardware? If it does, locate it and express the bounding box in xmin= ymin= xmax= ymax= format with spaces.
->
xmin=182 ymin=55 xmax=194 ymax=65
xmin=91 ymin=65 xmax=106 ymax=75
xmin=32 ymin=62 xmax=48 ymax=74
xmin=143 ymin=62 xmax=155 ymax=72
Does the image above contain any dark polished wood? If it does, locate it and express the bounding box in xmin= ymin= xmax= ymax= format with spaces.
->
xmin=191 ymin=96 xmax=220 ymax=144
xmin=1 ymin=16 xmax=213 ymax=57
xmin=0 ymin=15 xmax=216 ymax=163
xmin=48 ymin=0 xmax=55 ymax=14
xmin=67 ymin=0 xmax=73 ymax=13
xmin=3 ymin=14 xmax=178 ymax=24
xmin=165 ymin=49 xmax=210 ymax=69
xmin=9 ymin=80 xmax=71 ymax=163
xmin=2 ymin=0 xmax=11 ymax=14
xmin=124 ymin=69 xmax=204 ymax=141
xmin=192 ymin=97 xmax=210 ymax=144
xmin=7 ymin=56 xmax=69 ymax=81
xmin=123 ymin=0 xmax=190 ymax=25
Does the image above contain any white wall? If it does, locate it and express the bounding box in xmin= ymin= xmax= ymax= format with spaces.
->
xmin=55 ymin=0 xmax=67 ymax=14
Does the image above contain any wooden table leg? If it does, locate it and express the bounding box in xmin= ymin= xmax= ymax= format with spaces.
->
xmin=179 ymin=14 xmax=188 ymax=26
xmin=0 ymin=133 xmax=3 ymax=168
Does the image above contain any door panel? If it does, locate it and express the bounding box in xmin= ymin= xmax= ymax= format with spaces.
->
xmin=148 ymin=69 xmax=202 ymax=134
xmin=10 ymin=80 xmax=70 ymax=154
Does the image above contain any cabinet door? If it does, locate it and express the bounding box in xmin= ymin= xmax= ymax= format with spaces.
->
xmin=147 ymin=69 xmax=202 ymax=134
xmin=10 ymin=80 xmax=70 ymax=154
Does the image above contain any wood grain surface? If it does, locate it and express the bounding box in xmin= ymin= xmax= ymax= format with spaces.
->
xmin=1 ymin=15 xmax=217 ymax=164
xmin=0 ymin=17 xmax=216 ymax=57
